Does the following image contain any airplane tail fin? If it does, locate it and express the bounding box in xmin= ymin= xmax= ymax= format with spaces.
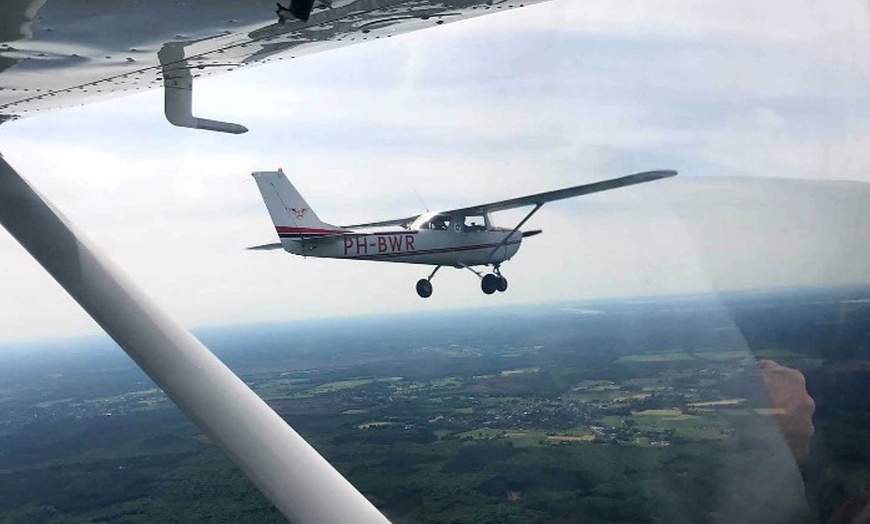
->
xmin=251 ymin=170 xmax=344 ymax=240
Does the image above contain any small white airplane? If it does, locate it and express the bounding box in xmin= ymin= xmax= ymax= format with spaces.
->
xmin=251 ymin=169 xmax=676 ymax=297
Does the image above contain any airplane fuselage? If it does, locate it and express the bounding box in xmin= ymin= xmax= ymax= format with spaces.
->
xmin=279 ymin=227 xmax=521 ymax=267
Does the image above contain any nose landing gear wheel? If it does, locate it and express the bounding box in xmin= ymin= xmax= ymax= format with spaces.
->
xmin=481 ymin=273 xmax=499 ymax=295
xmin=416 ymin=278 xmax=433 ymax=298
xmin=496 ymin=276 xmax=508 ymax=292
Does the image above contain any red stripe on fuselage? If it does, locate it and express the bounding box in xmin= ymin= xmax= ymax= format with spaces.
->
xmin=350 ymin=240 xmax=521 ymax=260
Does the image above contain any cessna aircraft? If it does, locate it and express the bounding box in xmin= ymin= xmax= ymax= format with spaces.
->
xmin=251 ymin=169 xmax=677 ymax=297
xmin=0 ymin=1 xmax=561 ymax=522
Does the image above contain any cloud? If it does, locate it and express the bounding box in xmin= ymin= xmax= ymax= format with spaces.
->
xmin=483 ymin=0 xmax=870 ymax=45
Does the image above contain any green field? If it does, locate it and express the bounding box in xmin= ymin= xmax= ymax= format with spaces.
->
xmin=3 ymin=291 xmax=869 ymax=522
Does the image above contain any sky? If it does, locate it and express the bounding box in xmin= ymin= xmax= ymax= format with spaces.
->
xmin=1 ymin=0 xmax=870 ymax=343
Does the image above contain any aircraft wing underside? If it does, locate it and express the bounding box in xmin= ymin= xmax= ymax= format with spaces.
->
xmin=0 ymin=0 xmax=550 ymax=122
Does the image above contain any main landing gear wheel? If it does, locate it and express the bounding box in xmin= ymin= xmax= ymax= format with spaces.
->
xmin=496 ymin=276 xmax=508 ymax=292
xmin=481 ymin=273 xmax=499 ymax=295
xmin=416 ymin=266 xmax=440 ymax=298
xmin=416 ymin=278 xmax=433 ymax=298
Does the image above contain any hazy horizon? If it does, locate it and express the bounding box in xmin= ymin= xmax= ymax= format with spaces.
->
xmin=1 ymin=0 xmax=869 ymax=343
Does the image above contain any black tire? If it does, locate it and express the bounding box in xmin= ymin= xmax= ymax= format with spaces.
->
xmin=481 ymin=274 xmax=499 ymax=295
xmin=416 ymin=279 xmax=433 ymax=298
xmin=496 ymin=276 xmax=508 ymax=292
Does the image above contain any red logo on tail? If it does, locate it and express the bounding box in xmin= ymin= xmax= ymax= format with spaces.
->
xmin=290 ymin=208 xmax=308 ymax=219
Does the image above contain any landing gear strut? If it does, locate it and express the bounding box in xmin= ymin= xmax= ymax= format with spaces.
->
xmin=416 ymin=265 xmax=508 ymax=298
xmin=458 ymin=264 xmax=508 ymax=295
xmin=416 ymin=266 xmax=440 ymax=298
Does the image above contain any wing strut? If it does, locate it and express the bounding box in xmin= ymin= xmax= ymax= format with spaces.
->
xmin=488 ymin=203 xmax=543 ymax=257
xmin=0 ymin=156 xmax=387 ymax=524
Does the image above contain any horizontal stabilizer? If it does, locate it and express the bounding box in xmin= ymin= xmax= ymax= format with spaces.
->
xmin=340 ymin=216 xmax=417 ymax=230
xmin=247 ymin=242 xmax=285 ymax=251
xmin=522 ymin=229 xmax=543 ymax=238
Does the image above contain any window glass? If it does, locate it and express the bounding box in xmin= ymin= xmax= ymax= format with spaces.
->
xmin=463 ymin=214 xmax=487 ymax=232
xmin=427 ymin=214 xmax=451 ymax=230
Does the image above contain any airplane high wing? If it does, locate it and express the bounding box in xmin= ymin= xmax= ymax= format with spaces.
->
xmin=448 ymin=169 xmax=677 ymax=215
xmin=0 ymin=1 xmax=556 ymax=522
xmin=1 ymin=0 xmax=552 ymax=130
xmin=342 ymin=169 xmax=678 ymax=229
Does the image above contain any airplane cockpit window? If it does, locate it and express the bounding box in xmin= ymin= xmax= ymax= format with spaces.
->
xmin=463 ymin=214 xmax=487 ymax=232
xmin=424 ymin=214 xmax=451 ymax=230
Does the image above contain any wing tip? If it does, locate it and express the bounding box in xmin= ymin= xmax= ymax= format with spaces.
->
xmin=640 ymin=169 xmax=678 ymax=179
